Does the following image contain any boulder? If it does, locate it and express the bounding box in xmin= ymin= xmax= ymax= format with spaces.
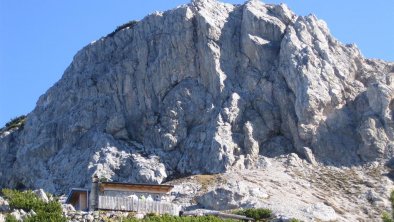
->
xmin=304 ymin=202 xmax=337 ymax=221
xmin=84 ymin=214 xmax=94 ymax=222
xmin=0 ymin=197 xmax=9 ymax=212
xmin=33 ymin=189 xmax=49 ymax=203
xmin=197 ymin=187 xmax=245 ymax=210
xmin=196 ymin=180 xmax=269 ymax=210
xmin=62 ymin=204 xmax=75 ymax=213
xmin=10 ymin=209 xmax=25 ymax=222
xmin=28 ymin=210 xmax=37 ymax=217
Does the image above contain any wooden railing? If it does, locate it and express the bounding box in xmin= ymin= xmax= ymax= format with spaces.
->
xmin=98 ymin=196 xmax=181 ymax=215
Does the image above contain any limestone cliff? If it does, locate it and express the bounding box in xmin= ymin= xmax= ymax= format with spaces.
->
xmin=1 ymin=0 xmax=393 ymax=194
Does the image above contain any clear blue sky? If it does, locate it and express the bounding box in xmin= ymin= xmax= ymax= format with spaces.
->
xmin=1 ymin=0 xmax=393 ymax=127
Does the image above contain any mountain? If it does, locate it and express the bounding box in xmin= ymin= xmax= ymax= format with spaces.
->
xmin=1 ymin=0 xmax=393 ymax=208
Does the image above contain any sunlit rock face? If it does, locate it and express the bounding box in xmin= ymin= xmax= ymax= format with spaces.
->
xmin=0 ymin=0 xmax=393 ymax=193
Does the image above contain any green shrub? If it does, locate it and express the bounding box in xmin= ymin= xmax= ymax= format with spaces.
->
xmin=5 ymin=214 xmax=18 ymax=222
xmin=107 ymin=20 xmax=138 ymax=37
xmin=382 ymin=190 xmax=394 ymax=222
xmin=0 ymin=115 xmax=26 ymax=133
xmin=390 ymin=190 xmax=394 ymax=217
xmin=99 ymin=177 xmax=109 ymax=182
xmin=2 ymin=189 xmax=42 ymax=211
xmin=383 ymin=212 xmax=394 ymax=222
xmin=1 ymin=189 xmax=66 ymax=222
xmin=234 ymin=208 xmax=272 ymax=221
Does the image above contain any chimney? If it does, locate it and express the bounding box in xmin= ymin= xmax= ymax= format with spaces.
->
xmin=89 ymin=174 xmax=99 ymax=211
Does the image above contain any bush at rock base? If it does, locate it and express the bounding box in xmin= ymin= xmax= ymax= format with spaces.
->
xmin=383 ymin=212 xmax=393 ymax=222
xmin=5 ymin=214 xmax=18 ymax=222
xmin=1 ymin=189 xmax=66 ymax=222
xmin=382 ymin=190 xmax=394 ymax=222
xmin=233 ymin=208 xmax=272 ymax=221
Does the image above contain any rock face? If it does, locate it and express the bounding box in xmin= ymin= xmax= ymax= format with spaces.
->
xmin=168 ymin=155 xmax=393 ymax=221
xmin=0 ymin=0 xmax=393 ymax=193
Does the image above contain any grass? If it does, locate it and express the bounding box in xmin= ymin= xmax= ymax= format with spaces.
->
xmin=195 ymin=175 xmax=217 ymax=191
xmin=194 ymin=174 xmax=226 ymax=192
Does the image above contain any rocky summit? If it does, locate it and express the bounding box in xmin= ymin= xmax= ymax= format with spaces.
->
xmin=1 ymin=0 xmax=393 ymax=220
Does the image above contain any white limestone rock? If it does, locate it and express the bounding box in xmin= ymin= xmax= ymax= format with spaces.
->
xmin=197 ymin=186 xmax=246 ymax=210
xmin=167 ymin=156 xmax=393 ymax=220
xmin=0 ymin=0 xmax=392 ymax=196
xmin=62 ymin=204 xmax=75 ymax=213
xmin=196 ymin=180 xmax=269 ymax=210
xmin=304 ymin=202 xmax=338 ymax=221
xmin=27 ymin=210 xmax=37 ymax=217
xmin=10 ymin=209 xmax=25 ymax=222
xmin=0 ymin=197 xmax=9 ymax=213
xmin=33 ymin=189 xmax=49 ymax=203
xmin=85 ymin=214 xmax=94 ymax=222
